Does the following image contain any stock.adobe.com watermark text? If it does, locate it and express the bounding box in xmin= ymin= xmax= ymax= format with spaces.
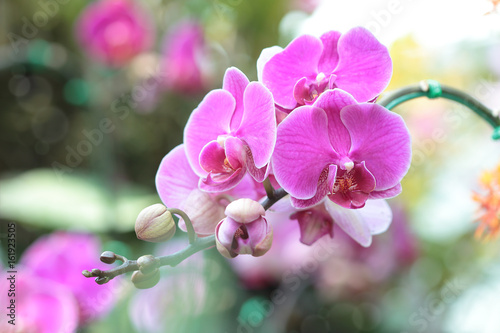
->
xmin=7 ymin=0 xmax=72 ymax=54
xmin=5 ymin=223 xmax=17 ymax=326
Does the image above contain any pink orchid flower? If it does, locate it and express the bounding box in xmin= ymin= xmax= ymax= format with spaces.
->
xmin=160 ymin=21 xmax=212 ymax=94
xmin=184 ymin=67 xmax=276 ymax=192
xmin=258 ymin=27 xmax=392 ymax=110
xmin=76 ymin=0 xmax=154 ymax=67
xmin=272 ymin=89 xmax=411 ymax=210
xmin=20 ymin=232 xmax=119 ymax=323
xmin=156 ymin=144 xmax=266 ymax=237
xmin=0 ymin=273 xmax=79 ymax=333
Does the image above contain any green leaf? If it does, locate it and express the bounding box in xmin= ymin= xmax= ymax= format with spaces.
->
xmin=0 ymin=169 xmax=158 ymax=232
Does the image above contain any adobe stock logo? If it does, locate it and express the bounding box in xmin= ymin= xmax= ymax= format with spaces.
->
xmin=401 ymin=278 xmax=465 ymax=333
xmin=7 ymin=0 xmax=71 ymax=54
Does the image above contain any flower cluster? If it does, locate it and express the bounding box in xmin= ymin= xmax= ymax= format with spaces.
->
xmin=156 ymin=27 xmax=412 ymax=257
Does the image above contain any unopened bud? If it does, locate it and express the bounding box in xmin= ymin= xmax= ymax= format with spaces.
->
xmin=135 ymin=204 xmax=176 ymax=243
xmin=137 ymin=254 xmax=159 ymax=275
xmin=131 ymin=269 xmax=160 ymax=289
xmin=215 ymin=199 xmax=273 ymax=259
xmin=100 ymin=251 xmax=117 ymax=264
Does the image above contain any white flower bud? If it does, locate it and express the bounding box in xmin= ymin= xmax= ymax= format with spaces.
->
xmin=135 ymin=204 xmax=176 ymax=243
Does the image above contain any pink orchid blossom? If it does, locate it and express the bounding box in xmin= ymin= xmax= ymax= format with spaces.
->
xmin=76 ymin=0 xmax=154 ymax=67
xmin=184 ymin=67 xmax=276 ymax=192
xmin=21 ymin=232 xmax=119 ymax=323
xmin=316 ymin=207 xmax=418 ymax=297
xmin=160 ymin=21 xmax=212 ymax=94
xmin=272 ymin=89 xmax=411 ymax=210
xmin=156 ymin=144 xmax=266 ymax=237
xmin=215 ymin=199 xmax=273 ymax=258
xmin=0 ymin=273 xmax=79 ymax=333
xmin=258 ymin=27 xmax=392 ymax=110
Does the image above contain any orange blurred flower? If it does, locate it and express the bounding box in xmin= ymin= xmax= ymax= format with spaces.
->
xmin=473 ymin=164 xmax=500 ymax=240
xmin=485 ymin=0 xmax=500 ymax=15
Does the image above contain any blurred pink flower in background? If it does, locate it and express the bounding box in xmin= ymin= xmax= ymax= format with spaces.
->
xmin=1 ymin=232 xmax=120 ymax=332
xmin=229 ymin=210 xmax=321 ymax=289
xmin=0 ymin=273 xmax=79 ymax=333
xmin=160 ymin=21 xmax=213 ymax=94
xmin=76 ymin=0 xmax=154 ymax=67
xmin=290 ymin=0 xmax=321 ymax=13
xmin=315 ymin=204 xmax=419 ymax=298
xmin=230 ymin=205 xmax=418 ymax=293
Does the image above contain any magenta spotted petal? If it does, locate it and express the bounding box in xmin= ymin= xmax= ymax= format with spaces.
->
xmin=260 ymin=27 xmax=392 ymax=109
xmin=272 ymin=89 xmax=411 ymax=209
xmin=184 ymin=67 xmax=276 ymax=192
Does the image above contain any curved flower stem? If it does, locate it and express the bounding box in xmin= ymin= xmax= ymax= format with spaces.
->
xmin=158 ymin=235 xmax=215 ymax=267
xmin=82 ymin=254 xmax=138 ymax=284
xmin=82 ymin=236 xmax=216 ymax=284
xmin=263 ymin=177 xmax=276 ymax=200
xmin=378 ymin=79 xmax=500 ymax=140
xmin=167 ymin=207 xmax=196 ymax=245
xmin=83 ymin=186 xmax=289 ymax=285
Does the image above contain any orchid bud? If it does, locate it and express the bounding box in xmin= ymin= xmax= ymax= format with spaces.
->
xmin=215 ymin=199 xmax=273 ymax=259
xmin=131 ymin=269 xmax=160 ymax=289
xmin=100 ymin=251 xmax=117 ymax=264
xmin=135 ymin=204 xmax=176 ymax=243
xmin=137 ymin=255 xmax=159 ymax=275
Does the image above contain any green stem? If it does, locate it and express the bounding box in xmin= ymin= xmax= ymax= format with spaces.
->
xmin=377 ymin=79 xmax=500 ymax=140
xmin=84 ymin=185 xmax=290 ymax=284
xmin=158 ymin=235 xmax=215 ymax=267
xmin=167 ymin=208 xmax=196 ymax=245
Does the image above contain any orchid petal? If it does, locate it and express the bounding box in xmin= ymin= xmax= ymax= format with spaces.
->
xmin=313 ymin=89 xmax=357 ymax=156
xmin=293 ymin=77 xmax=311 ymax=106
xmin=199 ymin=140 xmax=230 ymax=174
xmin=334 ymin=27 xmax=392 ymax=102
xmin=223 ymin=67 xmax=249 ymax=130
xmin=179 ymin=189 xmax=225 ymax=236
xmin=325 ymin=199 xmax=392 ymax=247
xmin=199 ymin=168 xmax=246 ymax=192
xmin=342 ymin=103 xmax=411 ymax=190
xmin=235 ymin=82 xmax=276 ymax=168
xmin=155 ymin=144 xmax=199 ymax=209
xmin=318 ymin=30 xmax=341 ymax=74
xmin=228 ymin=174 xmax=267 ymax=201
xmin=292 ymin=205 xmax=334 ymax=246
xmin=273 ymin=106 xmax=339 ymax=199
xmin=369 ymin=183 xmax=402 ymax=199
xmin=291 ymin=165 xmax=337 ymax=209
xmin=184 ymin=89 xmax=235 ymax=176
xmin=224 ymin=136 xmax=246 ymax=170
xmin=358 ymin=199 xmax=393 ymax=234
xmin=245 ymin=150 xmax=269 ymax=182
xmin=262 ymin=35 xmax=322 ymax=109
xmin=257 ymin=46 xmax=283 ymax=82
